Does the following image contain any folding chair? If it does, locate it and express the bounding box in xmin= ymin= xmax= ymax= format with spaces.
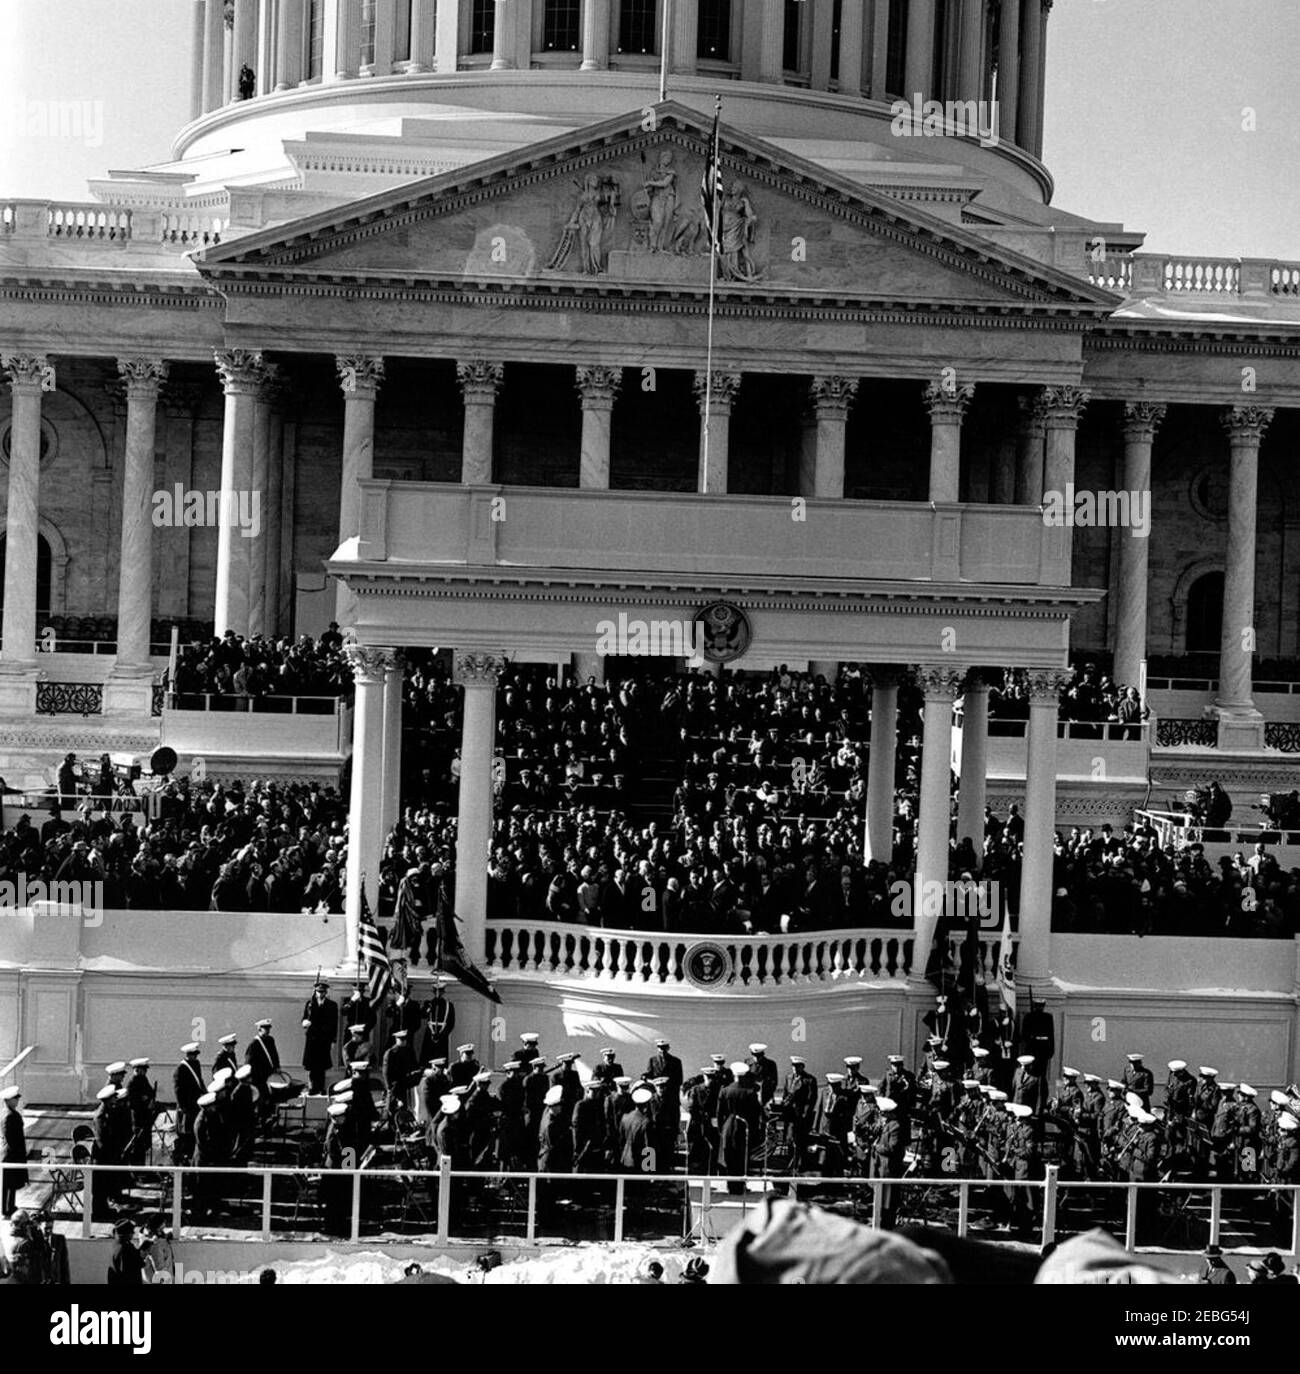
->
xmin=43 ymin=1162 xmax=86 ymax=1219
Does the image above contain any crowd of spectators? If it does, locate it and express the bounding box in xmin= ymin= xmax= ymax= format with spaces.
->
xmin=165 ymin=628 xmax=351 ymax=705
xmin=984 ymin=663 xmax=1148 ymax=733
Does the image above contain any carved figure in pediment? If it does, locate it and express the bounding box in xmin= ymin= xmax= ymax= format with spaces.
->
xmin=547 ymin=172 xmax=621 ymax=275
xmin=718 ymin=180 xmax=761 ymax=283
xmin=643 ymin=150 xmax=679 ymax=253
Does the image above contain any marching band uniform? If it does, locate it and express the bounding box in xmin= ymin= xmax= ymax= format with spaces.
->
xmin=716 ymin=1066 xmax=761 ymax=1193
xmin=449 ymin=1044 xmax=480 ymax=1089
xmin=745 ymin=1045 xmax=778 ymax=1107
xmin=301 ymin=984 xmax=339 ymax=1095
xmin=572 ymin=1083 xmax=608 ymax=1173
xmin=784 ymin=1058 xmax=818 ymax=1167
xmin=125 ymin=1060 xmax=157 ymax=1165
xmin=1123 ymin=1054 xmax=1154 ymax=1108
xmin=172 ymin=1046 xmax=205 ymax=1163
xmin=212 ymin=1036 xmax=239 ymax=1081
xmin=382 ymin=1031 xmax=418 ymax=1122
xmin=684 ymin=1071 xmax=718 ymax=1173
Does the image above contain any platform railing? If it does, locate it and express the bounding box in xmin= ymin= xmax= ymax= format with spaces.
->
xmin=161 ymin=691 xmax=343 ymax=715
xmin=9 ymin=1159 xmax=1297 ymax=1259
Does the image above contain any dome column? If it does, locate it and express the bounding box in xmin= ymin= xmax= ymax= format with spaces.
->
xmin=453 ymin=651 xmax=507 ymax=965
xmin=911 ymin=666 xmax=961 ymax=982
xmin=864 ymin=668 xmax=902 ymax=866
xmin=670 ymin=0 xmax=698 ymax=75
xmin=202 ymin=0 xmax=227 ymax=112
xmin=1112 ymin=402 xmax=1166 ymax=692
xmin=905 ymin=0 xmax=936 ymax=101
xmin=334 ymin=355 xmax=385 ymax=627
xmin=1016 ymin=670 xmax=1070 ymax=988
xmin=741 ymin=0 xmax=784 ymax=84
xmin=1016 ymin=390 xmax=1046 ymax=504
xmin=998 ymin=0 xmax=1021 ymax=144
xmin=275 ymin=0 xmax=306 ymax=88
xmin=580 ymin=0 xmax=610 ymax=70
xmin=213 ymin=350 xmax=267 ymax=637
xmin=408 ymin=0 xmax=436 ymax=71
xmin=837 ymin=0 xmax=865 ymax=96
xmin=956 ymin=672 xmax=988 ymax=864
xmin=956 ymin=0 xmax=984 ymax=102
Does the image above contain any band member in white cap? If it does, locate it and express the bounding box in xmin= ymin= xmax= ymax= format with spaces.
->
xmin=1 ymin=1084 xmax=27 ymax=1216
xmin=1011 ymin=1054 xmax=1044 ymax=1115
xmin=450 ymin=1043 xmax=480 ymax=1089
xmin=784 ymin=1056 xmax=818 ymax=1167
xmin=1003 ymin=1102 xmax=1042 ymax=1232
xmin=125 ymin=1059 xmax=157 ymax=1165
xmin=880 ymin=1055 xmax=915 ymax=1115
xmin=717 ymin=1063 xmax=760 ymax=1194
xmin=92 ymin=1083 xmax=129 ymax=1216
xmin=872 ymin=1097 xmax=905 ymax=1227
xmin=1235 ymin=1084 xmax=1262 ymax=1180
xmin=1163 ymin=1060 xmax=1196 ymax=1159
xmin=573 ymin=1077 xmax=608 ymax=1174
xmin=1193 ymin=1067 xmax=1221 ymax=1175
xmin=645 ymin=1038 xmax=684 ymax=1121
xmin=619 ymin=1085 xmax=656 ymax=1174
xmin=245 ymin=1019 xmax=281 ymax=1101
xmin=321 ymin=1099 xmax=356 ymax=1236
xmin=1123 ymin=1052 xmax=1154 ymax=1107
xmin=213 ymin=1034 xmax=239 ymax=1081
xmin=193 ymin=1088 xmax=231 ymax=1223
xmin=382 ymin=1029 xmax=418 ymax=1124
xmin=538 ymin=1084 xmax=573 ymax=1174
xmin=516 ymin=1032 xmax=542 ymax=1068
xmin=745 ymin=1044 xmax=777 ymax=1105
xmin=592 ymin=1047 xmax=622 ymax=1089
xmin=172 ymin=1043 xmax=205 ymax=1164
xmin=813 ymin=1073 xmax=853 ymax=1177
xmin=683 ymin=1067 xmax=719 ymax=1174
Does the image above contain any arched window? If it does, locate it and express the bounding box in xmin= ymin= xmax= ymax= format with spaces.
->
xmin=1185 ymin=571 xmax=1224 ymax=655
xmin=0 ymin=534 xmax=52 ymax=617
xmin=618 ymin=0 xmax=658 ymax=54
xmin=697 ymin=0 xmax=731 ymax=59
xmin=470 ymin=0 xmax=496 ymax=53
xmin=543 ymin=0 xmax=580 ymax=51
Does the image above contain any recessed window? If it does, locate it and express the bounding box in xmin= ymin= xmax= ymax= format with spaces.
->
xmin=697 ymin=0 xmax=730 ymax=60
xmin=470 ymin=0 xmax=495 ymax=54
xmin=543 ymin=0 xmax=580 ymax=51
xmin=618 ymin=0 xmax=658 ymax=55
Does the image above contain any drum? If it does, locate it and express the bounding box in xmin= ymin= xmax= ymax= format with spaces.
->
xmin=266 ymin=1071 xmax=300 ymax=1102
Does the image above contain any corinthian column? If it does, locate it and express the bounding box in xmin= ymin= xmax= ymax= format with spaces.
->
xmin=1214 ymin=406 xmax=1273 ymax=748
xmin=106 ymin=358 xmax=169 ymax=712
xmin=1041 ymin=385 xmax=1089 ymax=568
xmin=694 ymin=370 xmax=742 ymax=494
xmin=457 ymin=361 xmax=504 ymax=485
xmin=335 ymin=354 xmax=385 ymax=626
xmin=453 ymin=651 xmax=507 ymax=965
xmin=1016 ymin=390 xmax=1047 ymax=504
xmin=576 ymin=366 xmax=622 ymax=489
xmin=804 ymin=375 xmax=859 ymax=499
xmin=864 ymin=667 xmax=902 ymax=865
xmin=911 ymin=666 xmax=961 ymax=981
xmin=923 ymin=380 xmax=974 ymax=503
xmin=213 ymin=349 xmax=267 ymax=637
xmin=1016 ymin=668 xmax=1069 ymax=987
xmin=247 ymin=362 xmax=279 ymax=639
xmin=0 ymin=354 xmax=55 ymax=677
xmin=1112 ymin=402 xmax=1165 ymax=691
xmin=956 ymin=672 xmax=988 ymax=862
xmin=343 ymin=644 xmax=398 ymax=962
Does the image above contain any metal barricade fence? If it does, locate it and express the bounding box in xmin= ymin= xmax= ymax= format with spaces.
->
xmin=5 ymin=1159 xmax=1298 ymax=1256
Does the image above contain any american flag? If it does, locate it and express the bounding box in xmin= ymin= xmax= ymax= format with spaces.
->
xmin=997 ymin=897 xmax=1016 ymax=1020
xmin=700 ymin=100 xmax=722 ymax=253
xmin=358 ymin=888 xmax=391 ymax=1007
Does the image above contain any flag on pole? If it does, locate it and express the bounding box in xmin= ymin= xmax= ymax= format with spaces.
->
xmin=358 ymin=888 xmax=391 ymax=1007
xmin=700 ymin=101 xmax=723 ymax=253
xmin=432 ymin=879 xmax=501 ymax=1004
xmin=996 ymin=898 xmax=1016 ymax=1021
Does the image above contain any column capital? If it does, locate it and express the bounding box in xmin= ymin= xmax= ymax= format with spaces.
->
xmin=810 ymin=374 xmax=860 ymax=420
xmin=575 ymin=365 xmax=623 ymax=409
xmin=922 ymin=380 xmax=975 ymax=423
xmin=693 ymin=371 xmax=743 ymax=414
xmin=344 ymin=643 xmax=400 ymax=685
xmin=223 ymin=0 xmax=234 ymax=27
xmin=336 ymin=353 xmax=385 ymax=397
xmin=1220 ymin=406 xmax=1274 ymax=443
xmin=914 ymin=665 xmax=964 ymax=701
xmin=452 ymin=651 xmax=507 ymax=688
xmin=1024 ymin=668 xmax=1074 ymax=704
xmin=1017 ymin=390 xmax=1049 ymax=436
xmin=2 ymin=354 xmax=56 ymax=394
xmin=214 ymin=348 xmax=267 ymax=394
xmin=1041 ymin=385 xmax=1091 ymax=429
xmin=865 ymin=665 xmax=908 ymax=691
xmin=457 ymin=360 xmax=505 ymax=403
xmin=115 ymin=358 xmax=170 ymax=400
xmin=1121 ymin=401 xmax=1167 ymax=443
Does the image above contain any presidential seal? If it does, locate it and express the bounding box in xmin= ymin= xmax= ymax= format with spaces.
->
xmin=683 ymin=941 xmax=733 ymax=990
xmin=693 ymin=601 xmax=751 ymax=664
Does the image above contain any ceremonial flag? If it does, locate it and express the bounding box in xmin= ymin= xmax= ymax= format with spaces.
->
xmin=700 ymin=101 xmax=722 ymax=253
xmin=358 ymin=889 xmax=391 ymax=1007
xmin=996 ymin=897 xmax=1016 ymax=1020
xmin=432 ymin=880 xmax=501 ymax=1004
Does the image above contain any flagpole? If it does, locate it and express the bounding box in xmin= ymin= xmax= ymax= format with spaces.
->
xmin=659 ymin=0 xmax=672 ymax=102
xmin=702 ymin=96 xmax=721 ymax=494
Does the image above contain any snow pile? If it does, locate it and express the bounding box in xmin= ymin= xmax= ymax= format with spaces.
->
xmin=259 ymin=1245 xmax=698 ymax=1285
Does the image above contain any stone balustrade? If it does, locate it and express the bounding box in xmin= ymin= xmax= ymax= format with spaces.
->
xmin=0 ymin=200 xmax=224 ymax=249
xmin=1090 ymin=253 xmax=1300 ymax=300
xmin=483 ymin=920 xmax=1014 ymax=990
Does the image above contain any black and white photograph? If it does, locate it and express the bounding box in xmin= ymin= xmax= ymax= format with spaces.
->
xmin=1 ymin=0 xmax=1299 ymax=1332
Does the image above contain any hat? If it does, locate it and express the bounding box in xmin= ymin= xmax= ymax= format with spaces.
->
xmin=557 ymin=1052 xmax=578 ymax=1064
xmin=520 ymin=1033 xmax=539 ymax=1043
xmin=887 ymin=1054 xmax=904 ymax=1065
xmin=876 ymin=1097 xmax=897 ymax=1113
xmin=972 ymin=1047 xmax=989 ymax=1059
xmin=988 ymin=1089 xmax=1008 ymax=1103
xmin=181 ymin=1043 xmax=200 ymax=1055
xmin=334 ymin=1091 xmax=354 ymax=1104
xmin=614 ymin=1077 xmax=631 ymax=1087
xmin=962 ymin=1079 xmax=980 ymax=1090
xmin=1168 ymin=1060 xmax=1187 ymax=1072
xmin=932 ymin=1061 xmax=950 ymax=1072
xmin=731 ymin=1062 xmax=750 ymax=1076
xmin=429 ymin=1058 xmax=447 ymax=1069
xmin=106 ymin=1061 xmax=127 ymax=1075
xmin=701 ymin=1065 xmax=718 ymax=1075
xmin=392 ymin=1029 xmax=408 ymax=1040
xmin=1107 ymin=1079 xmax=1124 ymax=1090
xmin=843 ymin=1056 xmax=862 ymax=1067
xmin=1126 ymin=1053 xmax=1144 ymax=1062
xmin=544 ymin=1085 xmax=563 ymax=1107
xmin=710 ymin=1054 xmax=726 ymax=1063
xmin=129 ymin=1058 xmax=150 ymax=1069
xmin=197 ymin=1092 xmax=216 ymax=1107
xmin=472 ymin=1071 xmax=492 ymax=1084
xmin=439 ymin=1096 xmax=461 ymax=1115
xmin=1238 ymin=1084 xmax=1257 ymax=1098
xmin=1062 ymin=1067 xmax=1079 ymax=1078
xmin=654 ymin=1038 xmax=670 ymax=1048
xmin=456 ymin=1043 xmax=475 ymax=1055
xmin=112 ymin=1218 xmax=136 ymax=1238
xmin=234 ymin=1065 xmax=253 ymax=1081
xmin=330 ymin=1080 xmax=351 ymax=1096
xmin=749 ymin=1043 xmax=767 ymax=1054
xmin=349 ymin=1061 xmax=370 ymax=1072
xmin=218 ymin=1034 xmax=237 ymax=1046
xmin=1006 ymin=1103 xmax=1033 ymax=1118
xmin=651 ymin=1077 xmax=669 ymax=1087
xmin=1083 ymin=1074 xmax=1100 ymax=1084
xmin=503 ymin=1061 xmax=522 ymax=1073
xmin=1016 ymin=1054 xmax=1034 ymax=1066
xmin=96 ymin=1084 xmax=119 ymax=1101
xmin=255 ymin=1019 xmax=272 ymax=1030
xmin=327 ymin=1103 xmax=349 ymax=1118
xmin=1279 ymin=1113 xmax=1299 ymax=1132
xmin=1272 ymin=1089 xmax=1290 ymax=1107
xmin=1219 ymin=1082 xmax=1237 ymax=1093
xmin=632 ymin=1087 xmax=654 ymax=1105
xmin=1199 ymin=1067 xmax=1218 ymax=1077
xmin=0 ymin=1085 xmax=20 ymax=1102
xmin=601 ymin=1048 xmax=615 ymax=1057
xmin=1130 ymin=1107 xmax=1156 ymax=1125
xmin=825 ymin=1072 xmax=845 ymax=1084
xmin=860 ymin=1084 xmax=878 ymax=1095
xmin=789 ymin=1055 xmax=805 ymax=1065
xmin=450 ymin=1085 xmax=470 ymax=1096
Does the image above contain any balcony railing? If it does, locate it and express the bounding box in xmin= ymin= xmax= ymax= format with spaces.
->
xmin=162 ymin=691 xmax=343 ymax=715
xmin=1089 ymin=253 xmax=1300 ymax=300
xmin=484 ymin=921 xmax=1014 ymax=988
xmin=8 ymin=1159 xmax=1298 ymax=1260
xmin=0 ymin=199 xmax=225 ymax=250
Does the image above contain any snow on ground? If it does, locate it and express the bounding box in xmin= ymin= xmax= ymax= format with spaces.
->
xmin=255 ymin=1244 xmax=699 ymax=1285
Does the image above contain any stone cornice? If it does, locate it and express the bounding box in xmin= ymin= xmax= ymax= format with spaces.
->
xmin=1087 ymin=327 xmax=1300 ymax=356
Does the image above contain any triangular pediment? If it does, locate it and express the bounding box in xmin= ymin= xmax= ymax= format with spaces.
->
xmin=196 ymin=104 xmax=1118 ymax=316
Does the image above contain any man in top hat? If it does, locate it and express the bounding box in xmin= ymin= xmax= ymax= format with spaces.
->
xmin=716 ymin=1063 xmax=761 ymax=1194
xmin=301 ymin=979 xmax=338 ymax=1095
xmin=212 ymin=1034 xmax=239 ymax=1081
xmin=1 ymin=1084 xmax=28 ymax=1216
xmin=1123 ymin=1053 xmax=1154 ymax=1107
xmin=449 ymin=1043 xmax=480 ymax=1089
xmin=125 ymin=1058 xmax=157 ymax=1165
xmin=382 ymin=1029 xmax=419 ymax=1124
xmin=172 ymin=1043 xmax=205 ymax=1164
xmin=1200 ymin=1244 xmax=1236 ymax=1285
xmin=591 ymin=1047 xmax=623 ymax=1089
xmin=245 ymin=1019 xmax=281 ymax=1100
xmin=746 ymin=1044 xmax=778 ymax=1106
